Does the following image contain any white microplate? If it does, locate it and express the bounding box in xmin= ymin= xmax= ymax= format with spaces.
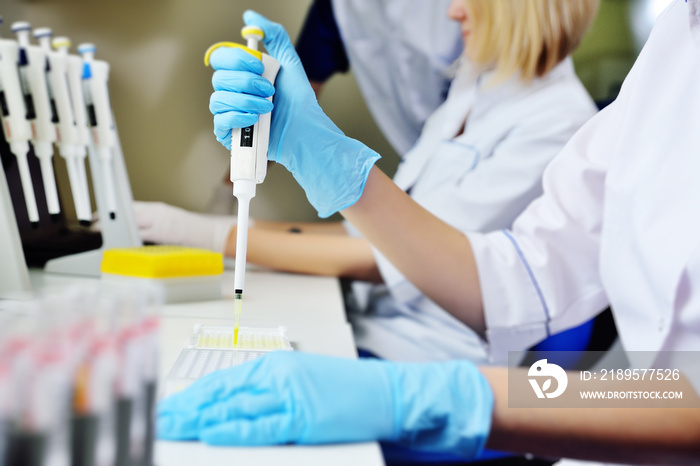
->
xmin=163 ymin=325 xmax=292 ymax=397
xmin=191 ymin=325 xmax=291 ymax=351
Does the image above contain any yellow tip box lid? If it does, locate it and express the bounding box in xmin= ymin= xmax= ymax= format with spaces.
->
xmin=101 ymin=246 xmax=224 ymax=278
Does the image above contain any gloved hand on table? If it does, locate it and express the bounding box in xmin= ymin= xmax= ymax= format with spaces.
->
xmin=133 ymin=201 xmax=237 ymax=254
xmin=157 ymin=351 xmax=493 ymax=457
xmin=208 ymin=10 xmax=381 ymax=218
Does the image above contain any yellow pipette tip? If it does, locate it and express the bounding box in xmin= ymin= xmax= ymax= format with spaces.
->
xmin=233 ymin=292 xmax=243 ymax=347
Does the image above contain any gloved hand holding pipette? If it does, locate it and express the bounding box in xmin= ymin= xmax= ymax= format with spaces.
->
xmin=209 ymin=11 xmax=380 ymax=219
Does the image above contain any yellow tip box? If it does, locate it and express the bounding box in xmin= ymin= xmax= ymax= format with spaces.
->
xmin=101 ymin=246 xmax=224 ymax=303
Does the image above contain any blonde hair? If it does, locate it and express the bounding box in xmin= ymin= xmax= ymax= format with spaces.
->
xmin=465 ymin=0 xmax=599 ymax=82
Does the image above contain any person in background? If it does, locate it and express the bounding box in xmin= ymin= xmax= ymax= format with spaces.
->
xmin=158 ymin=2 xmax=700 ymax=464
xmin=136 ymin=0 xmax=599 ymax=364
xmin=296 ymin=0 xmax=462 ymax=155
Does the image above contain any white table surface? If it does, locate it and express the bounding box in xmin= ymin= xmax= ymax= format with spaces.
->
xmin=23 ymin=267 xmax=385 ymax=466
xmin=159 ymin=268 xmax=348 ymax=327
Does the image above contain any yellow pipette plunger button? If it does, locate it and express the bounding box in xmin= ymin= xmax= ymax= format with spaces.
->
xmin=204 ymin=26 xmax=266 ymax=66
xmin=204 ymin=41 xmax=262 ymax=66
xmin=241 ymin=26 xmax=264 ymax=41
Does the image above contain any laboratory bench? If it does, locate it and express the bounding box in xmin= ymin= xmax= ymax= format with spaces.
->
xmin=22 ymin=267 xmax=386 ymax=466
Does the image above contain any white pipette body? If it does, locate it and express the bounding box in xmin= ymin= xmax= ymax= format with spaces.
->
xmin=57 ymin=39 xmax=93 ymax=225
xmin=43 ymin=34 xmax=93 ymax=225
xmin=0 ymin=34 xmax=39 ymax=225
xmin=17 ymin=25 xmax=62 ymax=218
xmin=78 ymin=43 xmax=118 ymax=221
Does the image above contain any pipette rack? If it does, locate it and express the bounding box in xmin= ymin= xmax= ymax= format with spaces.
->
xmin=0 ymin=25 xmax=141 ymax=298
xmin=43 ymin=113 xmax=142 ymax=277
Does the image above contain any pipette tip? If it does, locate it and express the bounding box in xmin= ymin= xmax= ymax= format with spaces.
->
xmin=79 ymin=220 xmax=92 ymax=227
xmin=109 ymin=212 xmax=116 ymax=220
xmin=234 ymin=289 xmax=243 ymax=346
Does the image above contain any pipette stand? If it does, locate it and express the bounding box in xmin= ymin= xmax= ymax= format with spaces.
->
xmin=0 ymin=160 xmax=32 ymax=299
xmin=0 ymin=37 xmax=32 ymax=299
xmin=44 ymin=59 xmax=141 ymax=277
xmin=43 ymin=126 xmax=141 ymax=276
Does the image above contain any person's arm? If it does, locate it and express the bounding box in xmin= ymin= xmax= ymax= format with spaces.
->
xmin=225 ymin=225 xmax=382 ymax=282
xmin=343 ymin=167 xmax=486 ymax=334
xmin=481 ymin=367 xmax=700 ymax=464
xmin=253 ymin=218 xmax=347 ymax=235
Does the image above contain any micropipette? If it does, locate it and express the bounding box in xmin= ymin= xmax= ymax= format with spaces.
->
xmin=0 ymin=27 xmax=39 ymax=226
xmin=14 ymin=23 xmax=62 ymax=221
xmin=204 ymin=27 xmax=280 ymax=345
xmin=78 ymin=42 xmax=119 ymax=221
xmin=39 ymin=31 xmax=94 ymax=226
xmin=53 ymin=36 xmax=93 ymax=226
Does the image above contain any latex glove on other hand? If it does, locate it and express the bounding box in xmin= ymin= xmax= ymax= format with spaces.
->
xmin=157 ymin=351 xmax=493 ymax=458
xmin=208 ymin=10 xmax=380 ymax=218
xmin=133 ymin=201 xmax=237 ymax=254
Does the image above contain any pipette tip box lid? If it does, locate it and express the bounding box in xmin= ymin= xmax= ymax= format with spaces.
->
xmin=100 ymin=245 xmax=224 ymax=303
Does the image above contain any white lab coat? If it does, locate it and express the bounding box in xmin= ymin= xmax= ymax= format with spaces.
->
xmin=330 ymin=0 xmax=462 ymax=155
xmin=348 ymin=57 xmax=597 ymax=362
xmin=467 ymin=1 xmax=700 ymax=462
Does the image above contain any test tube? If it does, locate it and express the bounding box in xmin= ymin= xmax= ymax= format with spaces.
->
xmin=74 ymin=294 xmax=118 ymax=466
xmin=0 ymin=313 xmax=13 ymax=465
xmin=4 ymin=306 xmax=44 ymax=466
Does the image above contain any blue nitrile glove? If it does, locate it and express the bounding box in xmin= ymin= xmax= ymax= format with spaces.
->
xmin=208 ymin=10 xmax=380 ymax=218
xmin=157 ymin=351 xmax=493 ymax=458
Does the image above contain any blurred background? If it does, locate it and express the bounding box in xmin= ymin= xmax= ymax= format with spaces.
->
xmin=0 ymin=0 xmax=673 ymax=223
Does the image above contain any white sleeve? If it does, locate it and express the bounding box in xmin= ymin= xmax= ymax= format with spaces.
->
xmin=374 ymin=82 xmax=598 ymax=308
xmin=468 ymin=105 xmax=622 ymax=363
